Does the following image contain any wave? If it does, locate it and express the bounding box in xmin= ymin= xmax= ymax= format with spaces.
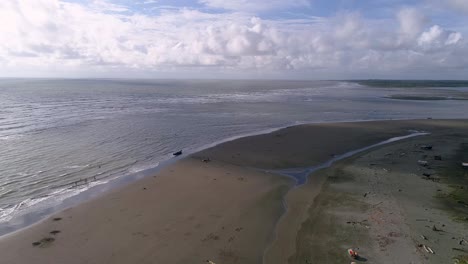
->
xmin=0 ymin=135 xmax=24 ymax=141
xmin=128 ymin=162 xmax=160 ymax=174
xmin=0 ymin=179 xmax=109 ymax=223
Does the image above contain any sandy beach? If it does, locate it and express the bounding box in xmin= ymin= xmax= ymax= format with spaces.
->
xmin=1 ymin=119 xmax=468 ymax=264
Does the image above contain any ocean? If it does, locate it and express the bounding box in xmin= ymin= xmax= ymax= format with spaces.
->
xmin=0 ymin=79 xmax=467 ymax=235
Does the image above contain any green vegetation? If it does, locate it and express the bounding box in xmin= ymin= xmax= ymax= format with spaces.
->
xmin=353 ymin=80 xmax=468 ymax=88
xmin=454 ymin=255 xmax=468 ymax=264
xmin=385 ymin=95 xmax=468 ymax=101
xmin=438 ymin=143 xmax=468 ymax=220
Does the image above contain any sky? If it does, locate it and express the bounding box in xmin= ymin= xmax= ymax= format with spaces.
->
xmin=0 ymin=0 xmax=468 ymax=79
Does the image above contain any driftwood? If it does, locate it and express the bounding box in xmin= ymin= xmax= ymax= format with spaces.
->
xmin=423 ymin=244 xmax=434 ymax=254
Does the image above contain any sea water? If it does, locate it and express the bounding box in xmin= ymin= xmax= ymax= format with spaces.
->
xmin=0 ymin=79 xmax=467 ymax=235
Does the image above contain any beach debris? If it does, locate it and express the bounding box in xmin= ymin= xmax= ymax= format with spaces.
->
xmin=346 ymin=220 xmax=370 ymax=228
xmin=420 ymin=235 xmax=428 ymax=240
xmin=363 ymin=192 xmax=368 ymax=197
xmin=32 ymin=241 xmax=41 ymax=246
xmin=420 ymin=145 xmax=433 ymax=150
xmin=432 ymin=225 xmax=442 ymax=232
xmin=52 ymin=217 xmax=62 ymax=221
xmin=418 ymin=160 xmax=429 ymax=167
xmin=423 ymin=244 xmax=435 ymax=254
xmin=347 ymin=248 xmax=359 ymax=259
xmin=423 ymin=173 xmax=432 ymax=177
xmin=201 ymin=233 xmax=220 ymax=242
xmin=462 ymin=162 xmax=468 ymax=167
xmin=173 ymin=150 xmax=183 ymax=156
xmin=202 ymin=158 xmax=211 ymax=163
xmin=206 ymin=260 xmax=216 ymax=264
xmin=434 ymin=155 xmax=442 ymax=160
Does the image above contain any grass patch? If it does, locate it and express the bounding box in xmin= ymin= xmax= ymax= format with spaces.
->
xmin=454 ymin=255 xmax=468 ymax=264
xmin=437 ymin=143 xmax=468 ymax=218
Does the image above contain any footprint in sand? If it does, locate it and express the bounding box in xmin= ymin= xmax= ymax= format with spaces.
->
xmin=32 ymin=237 xmax=55 ymax=248
xmin=50 ymin=230 xmax=61 ymax=235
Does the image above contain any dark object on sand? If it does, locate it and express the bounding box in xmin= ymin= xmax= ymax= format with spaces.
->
xmin=434 ymin=155 xmax=442 ymax=160
xmin=173 ymin=150 xmax=182 ymax=156
xmin=202 ymin=158 xmax=211 ymax=163
xmin=420 ymin=145 xmax=433 ymax=150
xmin=52 ymin=217 xmax=62 ymax=221
xmin=422 ymin=173 xmax=432 ymax=177
xmin=32 ymin=241 xmax=41 ymax=246
xmin=50 ymin=230 xmax=61 ymax=235
xmin=453 ymin=247 xmax=468 ymax=253
xmin=432 ymin=225 xmax=442 ymax=232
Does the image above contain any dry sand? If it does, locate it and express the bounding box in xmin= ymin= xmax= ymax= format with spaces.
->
xmin=0 ymin=159 xmax=292 ymax=264
xmin=1 ymin=119 xmax=468 ymax=264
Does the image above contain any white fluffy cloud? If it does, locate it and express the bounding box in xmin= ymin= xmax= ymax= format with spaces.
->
xmin=0 ymin=0 xmax=466 ymax=78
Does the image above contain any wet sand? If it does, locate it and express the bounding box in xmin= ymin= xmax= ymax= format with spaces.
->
xmin=265 ymin=119 xmax=468 ymax=264
xmin=1 ymin=120 xmax=468 ymax=264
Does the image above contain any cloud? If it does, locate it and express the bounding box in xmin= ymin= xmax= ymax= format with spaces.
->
xmin=418 ymin=25 xmax=463 ymax=48
xmin=0 ymin=0 xmax=467 ymax=78
xmin=198 ymin=0 xmax=310 ymax=12
xmin=443 ymin=0 xmax=468 ymax=14
xmin=397 ymin=7 xmax=428 ymax=38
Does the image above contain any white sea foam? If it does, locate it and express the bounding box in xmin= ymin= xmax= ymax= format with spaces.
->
xmin=0 ymin=134 xmax=24 ymax=141
xmin=128 ymin=162 xmax=160 ymax=174
xmin=0 ymin=179 xmax=109 ymax=223
xmin=64 ymin=164 xmax=90 ymax=169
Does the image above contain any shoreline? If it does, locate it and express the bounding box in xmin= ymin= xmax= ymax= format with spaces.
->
xmin=1 ymin=119 xmax=468 ymax=264
xmin=0 ymin=117 xmax=433 ymax=237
